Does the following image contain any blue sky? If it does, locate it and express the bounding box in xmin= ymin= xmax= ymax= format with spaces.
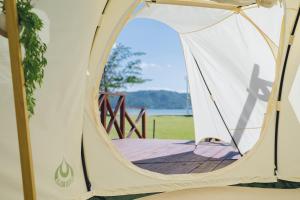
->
xmin=116 ymin=18 xmax=188 ymax=93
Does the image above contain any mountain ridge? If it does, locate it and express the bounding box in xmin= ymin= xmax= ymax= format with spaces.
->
xmin=109 ymin=90 xmax=191 ymax=109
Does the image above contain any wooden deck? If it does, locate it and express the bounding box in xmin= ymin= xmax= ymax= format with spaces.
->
xmin=112 ymin=139 xmax=240 ymax=174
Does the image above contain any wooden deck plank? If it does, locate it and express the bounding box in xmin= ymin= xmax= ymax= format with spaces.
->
xmin=112 ymin=139 xmax=240 ymax=174
xmin=213 ymin=159 xmax=236 ymax=171
xmin=135 ymin=162 xmax=202 ymax=175
xmin=190 ymin=161 xmax=222 ymax=173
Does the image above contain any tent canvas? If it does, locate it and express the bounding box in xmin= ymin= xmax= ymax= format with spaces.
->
xmin=0 ymin=0 xmax=300 ymax=199
xmin=135 ymin=3 xmax=282 ymax=153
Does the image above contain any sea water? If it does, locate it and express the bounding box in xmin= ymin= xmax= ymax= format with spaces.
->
xmin=127 ymin=108 xmax=193 ymax=116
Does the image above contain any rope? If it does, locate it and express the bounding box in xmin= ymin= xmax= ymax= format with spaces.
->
xmin=191 ymin=54 xmax=243 ymax=157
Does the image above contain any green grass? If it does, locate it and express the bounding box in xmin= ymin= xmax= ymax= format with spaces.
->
xmin=108 ymin=115 xmax=195 ymax=140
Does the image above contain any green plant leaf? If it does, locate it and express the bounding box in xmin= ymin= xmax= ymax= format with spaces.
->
xmin=0 ymin=0 xmax=48 ymax=117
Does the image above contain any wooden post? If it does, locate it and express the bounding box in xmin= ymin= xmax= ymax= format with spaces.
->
xmin=142 ymin=108 xmax=146 ymax=139
xmin=100 ymin=95 xmax=107 ymax=129
xmin=120 ymin=95 xmax=125 ymax=138
xmin=152 ymin=119 xmax=156 ymax=139
xmin=5 ymin=0 xmax=37 ymax=199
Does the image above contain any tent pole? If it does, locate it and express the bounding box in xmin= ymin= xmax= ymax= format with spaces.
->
xmin=274 ymin=7 xmax=300 ymax=175
xmin=191 ymin=54 xmax=243 ymax=157
xmin=5 ymin=0 xmax=37 ymax=199
xmin=146 ymin=0 xmax=240 ymax=11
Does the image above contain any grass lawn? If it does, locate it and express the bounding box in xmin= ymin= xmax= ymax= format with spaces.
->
xmin=108 ymin=115 xmax=195 ymax=140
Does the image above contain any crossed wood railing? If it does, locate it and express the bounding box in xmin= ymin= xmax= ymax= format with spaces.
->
xmin=98 ymin=92 xmax=146 ymax=139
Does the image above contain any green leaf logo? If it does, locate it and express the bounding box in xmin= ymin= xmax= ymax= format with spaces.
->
xmin=54 ymin=159 xmax=74 ymax=188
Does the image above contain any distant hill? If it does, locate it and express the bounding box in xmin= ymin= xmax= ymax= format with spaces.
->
xmin=109 ymin=90 xmax=191 ymax=109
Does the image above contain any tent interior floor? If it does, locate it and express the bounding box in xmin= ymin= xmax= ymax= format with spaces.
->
xmin=112 ymin=139 xmax=241 ymax=174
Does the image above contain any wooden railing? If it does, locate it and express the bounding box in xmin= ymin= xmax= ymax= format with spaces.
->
xmin=98 ymin=92 xmax=146 ymax=139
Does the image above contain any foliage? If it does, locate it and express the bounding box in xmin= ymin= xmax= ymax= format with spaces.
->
xmin=1 ymin=0 xmax=47 ymax=116
xmin=100 ymin=43 xmax=147 ymax=92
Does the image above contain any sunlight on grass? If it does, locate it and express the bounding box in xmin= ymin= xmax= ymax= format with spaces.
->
xmin=108 ymin=115 xmax=195 ymax=140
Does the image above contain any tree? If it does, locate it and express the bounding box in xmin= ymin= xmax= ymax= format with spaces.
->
xmin=100 ymin=43 xmax=148 ymax=92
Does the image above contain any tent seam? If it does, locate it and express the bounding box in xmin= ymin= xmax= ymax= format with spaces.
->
xmin=180 ymin=12 xmax=235 ymax=35
xmin=239 ymin=11 xmax=279 ymax=60
xmin=178 ymin=5 xmax=259 ymax=35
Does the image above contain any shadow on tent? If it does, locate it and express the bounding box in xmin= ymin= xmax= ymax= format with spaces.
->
xmin=232 ymin=64 xmax=272 ymax=146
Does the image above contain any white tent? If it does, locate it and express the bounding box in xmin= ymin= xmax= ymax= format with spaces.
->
xmin=1 ymin=0 xmax=300 ymax=199
xmin=135 ymin=3 xmax=283 ymax=153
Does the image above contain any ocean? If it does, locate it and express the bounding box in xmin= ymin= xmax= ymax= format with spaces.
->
xmin=127 ymin=108 xmax=193 ymax=116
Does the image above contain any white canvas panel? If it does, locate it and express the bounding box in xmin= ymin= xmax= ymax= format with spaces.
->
xmin=137 ymin=3 xmax=278 ymax=153
xmin=277 ymin=0 xmax=300 ymax=181
xmin=181 ymin=13 xmax=275 ymax=153
xmin=244 ymin=4 xmax=283 ymax=46
xmin=0 ymin=0 xmax=107 ymax=199
xmin=180 ymin=37 xmax=231 ymax=144
xmin=0 ymin=0 xmax=290 ymax=198
xmin=138 ymin=186 xmax=300 ymax=200
xmin=289 ymin=65 xmax=300 ymax=123
xmin=137 ymin=4 xmax=233 ymax=33
xmin=83 ymin=0 xmax=278 ymax=197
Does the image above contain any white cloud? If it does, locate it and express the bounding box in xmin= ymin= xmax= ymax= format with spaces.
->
xmin=140 ymin=62 xmax=174 ymax=69
xmin=140 ymin=62 xmax=160 ymax=69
